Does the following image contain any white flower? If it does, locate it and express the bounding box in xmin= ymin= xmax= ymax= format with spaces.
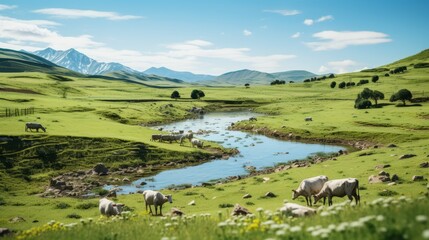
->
xmin=320 ymin=211 xmax=330 ymax=217
xmin=256 ymin=207 xmax=264 ymax=212
xmin=276 ymin=230 xmax=286 ymax=236
xmin=290 ymin=226 xmax=302 ymax=232
xmin=376 ymin=215 xmax=385 ymax=222
xmin=416 ymin=215 xmax=428 ymax=223
xmin=218 ymin=222 xmax=227 ymax=228
xmin=422 ymin=229 xmax=429 ymax=239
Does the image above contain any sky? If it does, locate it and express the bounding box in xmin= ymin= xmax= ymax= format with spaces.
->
xmin=0 ymin=0 xmax=428 ymax=75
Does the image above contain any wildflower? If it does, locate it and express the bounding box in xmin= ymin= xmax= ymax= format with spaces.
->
xmin=218 ymin=222 xmax=227 ymax=228
xmin=376 ymin=215 xmax=385 ymax=222
xmin=422 ymin=229 xmax=429 ymax=239
xmin=276 ymin=230 xmax=286 ymax=236
xmin=416 ymin=215 xmax=428 ymax=223
xmin=290 ymin=226 xmax=302 ymax=232
xmin=164 ymin=223 xmax=172 ymax=228
xmin=320 ymin=211 xmax=330 ymax=217
xmin=256 ymin=207 xmax=264 ymax=212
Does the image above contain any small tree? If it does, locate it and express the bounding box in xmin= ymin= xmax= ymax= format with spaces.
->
xmin=371 ymin=75 xmax=379 ymax=83
xmin=371 ymin=90 xmax=384 ymax=106
xmin=390 ymin=89 xmax=413 ymax=105
xmin=338 ymin=81 xmax=346 ymax=89
xmin=330 ymin=81 xmax=336 ymax=88
xmin=245 ymin=83 xmax=250 ymax=88
xmin=191 ymin=89 xmax=205 ymax=99
xmin=191 ymin=89 xmax=200 ymax=99
xmin=328 ymin=73 xmax=335 ymax=78
xmin=170 ymin=90 xmax=180 ymax=100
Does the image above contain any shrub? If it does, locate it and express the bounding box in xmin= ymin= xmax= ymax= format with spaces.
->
xmin=75 ymin=202 xmax=98 ymax=210
xmin=338 ymin=81 xmax=346 ymax=89
xmin=355 ymin=99 xmax=372 ymax=109
xmin=219 ymin=203 xmax=234 ymax=208
xmin=328 ymin=73 xmax=335 ymax=78
xmin=330 ymin=81 xmax=336 ymax=88
xmin=303 ymin=79 xmax=310 ymax=83
xmin=358 ymin=79 xmax=369 ymax=85
xmin=378 ymin=189 xmax=398 ymax=196
xmin=371 ymin=75 xmax=379 ymax=83
xmin=191 ymin=89 xmax=205 ymax=99
xmin=170 ymin=90 xmax=180 ymax=99
xmin=66 ymin=213 xmax=81 ymax=219
xmin=384 ymin=73 xmax=390 ymax=77
xmin=55 ymin=202 xmax=71 ymax=209
xmin=414 ymin=62 xmax=429 ymax=68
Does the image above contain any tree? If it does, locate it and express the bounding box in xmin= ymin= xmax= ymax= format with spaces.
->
xmin=390 ymin=89 xmax=413 ymax=105
xmin=328 ymin=73 xmax=335 ymax=78
xmin=371 ymin=90 xmax=384 ymax=106
xmin=191 ymin=89 xmax=205 ymax=99
xmin=170 ymin=90 xmax=180 ymax=100
xmin=338 ymin=81 xmax=346 ymax=89
xmin=245 ymin=83 xmax=250 ymax=88
xmin=330 ymin=81 xmax=336 ymax=88
xmin=371 ymin=75 xmax=379 ymax=83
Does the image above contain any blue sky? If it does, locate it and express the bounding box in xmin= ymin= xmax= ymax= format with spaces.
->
xmin=0 ymin=0 xmax=428 ymax=75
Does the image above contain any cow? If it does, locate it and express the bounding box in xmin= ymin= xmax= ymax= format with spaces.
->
xmin=25 ymin=122 xmax=46 ymax=132
xmin=292 ymin=175 xmax=328 ymax=206
xmin=313 ymin=178 xmax=360 ymax=206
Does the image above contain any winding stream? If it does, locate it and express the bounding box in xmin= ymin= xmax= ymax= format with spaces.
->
xmin=110 ymin=111 xmax=344 ymax=194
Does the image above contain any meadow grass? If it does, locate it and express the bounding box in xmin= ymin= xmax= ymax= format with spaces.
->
xmin=0 ymin=65 xmax=428 ymax=238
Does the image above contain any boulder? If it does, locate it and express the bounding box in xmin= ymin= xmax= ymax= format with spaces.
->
xmin=171 ymin=208 xmax=184 ymax=216
xmin=387 ymin=144 xmax=397 ymax=148
xmin=412 ymin=175 xmax=424 ymax=181
xmin=378 ymin=171 xmax=390 ymax=177
xmin=399 ymin=154 xmax=416 ymax=160
xmin=231 ymin=204 xmax=251 ymax=216
xmin=265 ymin=192 xmax=276 ymax=198
xmin=0 ymin=228 xmax=11 ymax=237
xmin=375 ymin=164 xmax=391 ymax=169
xmin=93 ymin=163 xmax=108 ymax=175
xmin=188 ymin=200 xmax=196 ymax=206
xmin=368 ymin=175 xmax=390 ymax=183
xmin=242 ymin=193 xmax=252 ymax=199
xmin=391 ymin=174 xmax=399 ymax=182
xmin=9 ymin=216 xmax=25 ymax=223
xmin=419 ymin=162 xmax=429 ymax=168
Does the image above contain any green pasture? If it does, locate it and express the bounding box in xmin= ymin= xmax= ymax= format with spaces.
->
xmin=0 ymin=62 xmax=428 ymax=238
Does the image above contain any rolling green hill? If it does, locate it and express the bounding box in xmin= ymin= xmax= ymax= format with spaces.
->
xmin=383 ymin=48 xmax=429 ymax=68
xmin=0 ymin=48 xmax=83 ymax=77
xmin=211 ymin=69 xmax=317 ymax=85
xmin=103 ymin=70 xmax=188 ymax=87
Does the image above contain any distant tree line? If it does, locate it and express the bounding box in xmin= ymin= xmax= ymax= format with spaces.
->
xmin=270 ymin=79 xmax=286 ymax=85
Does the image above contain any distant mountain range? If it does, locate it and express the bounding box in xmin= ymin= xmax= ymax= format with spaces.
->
xmin=144 ymin=67 xmax=216 ymax=82
xmin=33 ymin=48 xmax=135 ymax=75
xmin=30 ymin=47 xmax=317 ymax=85
xmin=211 ymin=69 xmax=317 ymax=85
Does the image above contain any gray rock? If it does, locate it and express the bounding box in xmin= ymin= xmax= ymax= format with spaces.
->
xmin=391 ymin=174 xmax=399 ymax=182
xmin=399 ymin=154 xmax=416 ymax=160
xmin=171 ymin=207 xmax=185 ymax=216
xmin=232 ymin=204 xmax=251 ymax=216
xmin=412 ymin=175 xmax=424 ymax=181
xmin=387 ymin=144 xmax=397 ymax=148
xmin=93 ymin=163 xmax=108 ymax=175
xmin=243 ymin=193 xmax=252 ymax=199
xmin=265 ymin=192 xmax=276 ymax=198
xmin=375 ymin=164 xmax=391 ymax=169
xmin=368 ymin=175 xmax=390 ymax=183
xmin=0 ymin=228 xmax=11 ymax=237
xmin=419 ymin=162 xmax=429 ymax=168
xmin=9 ymin=216 xmax=25 ymax=223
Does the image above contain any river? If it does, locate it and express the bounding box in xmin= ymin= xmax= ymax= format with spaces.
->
xmin=110 ymin=111 xmax=343 ymax=193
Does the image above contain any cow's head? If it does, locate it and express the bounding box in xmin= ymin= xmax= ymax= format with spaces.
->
xmin=291 ymin=190 xmax=299 ymax=200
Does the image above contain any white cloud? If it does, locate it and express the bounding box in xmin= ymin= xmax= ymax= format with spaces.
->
xmin=33 ymin=8 xmax=142 ymax=20
xmin=306 ymin=30 xmax=392 ymax=51
xmin=317 ymin=15 xmax=334 ymax=22
xmin=0 ymin=4 xmax=17 ymax=10
xmin=303 ymin=19 xmax=314 ymax=26
xmin=243 ymin=29 xmax=252 ymax=36
xmin=264 ymin=9 xmax=301 ymax=16
xmin=318 ymin=65 xmax=329 ymax=73
xmin=319 ymin=59 xmax=358 ymax=73
xmin=0 ymin=16 xmax=101 ymax=49
xmin=291 ymin=32 xmax=301 ymax=38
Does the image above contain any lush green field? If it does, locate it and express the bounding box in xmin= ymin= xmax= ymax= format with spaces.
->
xmin=1 ymin=52 xmax=429 ymax=239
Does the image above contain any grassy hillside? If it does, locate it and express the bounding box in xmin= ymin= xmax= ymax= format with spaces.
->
xmin=0 ymin=48 xmax=428 ymax=239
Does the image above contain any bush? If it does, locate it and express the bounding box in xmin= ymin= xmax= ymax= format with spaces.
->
xmin=55 ymin=202 xmax=71 ymax=209
xmin=330 ymin=81 xmax=336 ymax=88
xmin=66 ymin=213 xmax=82 ymax=219
xmin=358 ymin=79 xmax=369 ymax=85
xmin=384 ymin=73 xmax=390 ymax=77
xmin=414 ymin=62 xmax=429 ymax=68
xmin=75 ymin=202 xmax=98 ymax=210
xmin=191 ymin=89 xmax=205 ymax=99
xmin=328 ymin=73 xmax=335 ymax=78
xmin=338 ymin=82 xmax=346 ymax=89
xmin=218 ymin=203 xmax=234 ymax=208
xmin=378 ymin=189 xmax=398 ymax=196
xmin=355 ymin=99 xmax=372 ymax=109
xmin=170 ymin=90 xmax=180 ymax=99
xmin=371 ymin=75 xmax=379 ymax=83
xmin=390 ymin=89 xmax=413 ymax=105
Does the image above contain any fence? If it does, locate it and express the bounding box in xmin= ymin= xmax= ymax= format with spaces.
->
xmin=3 ymin=107 xmax=35 ymax=117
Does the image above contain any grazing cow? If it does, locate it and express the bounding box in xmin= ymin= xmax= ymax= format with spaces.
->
xmin=314 ymin=178 xmax=360 ymax=206
xmin=191 ymin=138 xmax=204 ymax=148
xmin=151 ymin=134 xmax=162 ymax=141
xmin=25 ymin=122 xmax=46 ymax=132
xmin=179 ymin=132 xmax=193 ymax=145
xmin=305 ymin=117 xmax=313 ymax=121
xmin=292 ymin=175 xmax=328 ymax=206
xmin=99 ymin=198 xmax=124 ymax=217
xmin=280 ymin=203 xmax=316 ymax=217
xmin=143 ymin=190 xmax=172 ymax=216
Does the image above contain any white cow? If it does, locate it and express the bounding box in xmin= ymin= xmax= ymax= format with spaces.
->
xmin=143 ymin=190 xmax=173 ymax=216
xmin=314 ymin=178 xmax=360 ymax=206
xmin=292 ymin=175 xmax=328 ymax=206
xmin=191 ymin=138 xmax=204 ymax=148
xmin=99 ymin=198 xmax=124 ymax=217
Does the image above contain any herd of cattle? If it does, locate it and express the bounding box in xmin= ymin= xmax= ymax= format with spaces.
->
xmin=151 ymin=132 xmax=204 ymax=148
xmin=99 ymin=175 xmax=360 ymax=218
